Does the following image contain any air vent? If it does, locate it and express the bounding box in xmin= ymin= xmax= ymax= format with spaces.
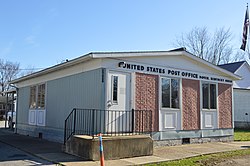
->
xmin=182 ymin=138 xmax=190 ymax=144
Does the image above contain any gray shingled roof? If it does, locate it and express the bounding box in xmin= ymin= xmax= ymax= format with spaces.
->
xmin=218 ymin=61 xmax=246 ymax=73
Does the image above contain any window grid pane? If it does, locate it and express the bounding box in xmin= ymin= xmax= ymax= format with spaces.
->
xmin=29 ymin=86 xmax=36 ymax=109
xmin=171 ymin=79 xmax=179 ymax=108
xmin=202 ymin=83 xmax=217 ymax=109
xmin=161 ymin=78 xmax=170 ymax=108
xmin=162 ymin=78 xmax=179 ymax=109
xmin=37 ymin=84 xmax=45 ymax=109
xmin=202 ymin=84 xmax=209 ymax=109
xmin=112 ymin=76 xmax=118 ymax=104
xmin=210 ymin=84 xmax=216 ymax=109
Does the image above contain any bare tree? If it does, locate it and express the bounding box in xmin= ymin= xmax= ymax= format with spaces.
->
xmin=0 ymin=59 xmax=20 ymax=94
xmin=174 ymin=27 xmax=244 ymax=65
xmin=175 ymin=27 xmax=210 ymax=59
xmin=223 ymin=50 xmax=245 ymax=64
xmin=209 ymin=27 xmax=233 ymax=65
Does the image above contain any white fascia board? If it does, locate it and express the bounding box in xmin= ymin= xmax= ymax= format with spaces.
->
xmin=91 ymin=51 xmax=181 ymax=58
xmin=11 ymin=53 xmax=93 ymax=84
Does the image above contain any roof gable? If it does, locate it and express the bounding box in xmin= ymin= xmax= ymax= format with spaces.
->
xmin=219 ymin=61 xmax=250 ymax=89
xmin=218 ymin=61 xmax=246 ymax=73
xmin=11 ymin=48 xmax=241 ymax=84
xmin=92 ymin=50 xmax=240 ymax=80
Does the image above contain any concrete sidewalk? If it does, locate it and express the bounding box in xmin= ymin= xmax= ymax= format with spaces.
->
xmin=0 ymin=128 xmax=250 ymax=166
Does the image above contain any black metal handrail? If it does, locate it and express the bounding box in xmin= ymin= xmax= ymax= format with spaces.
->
xmin=64 ymin=109 xmax=152 ymax=144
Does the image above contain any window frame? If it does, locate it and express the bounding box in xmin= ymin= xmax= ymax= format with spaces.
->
xmin=29 ymin=83 xmax=46 ymax=110
xmin=111 ymin=75 xmax=119 ymax=105
xmin=201 ymin=82 xmax=218 ymax=111
xmin=29 ymin=86 xmax=37 ymax=110
xmin=160 ymin=77 xmax=180 ymax=110
xmin=37 ymin=84 xmax=46 ymax=109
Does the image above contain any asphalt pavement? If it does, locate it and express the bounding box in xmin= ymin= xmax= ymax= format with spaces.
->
xmin=0 ymin=141 xmax=54 ymax=166
xmin=0 ymin=125 xmax=250 ymax=166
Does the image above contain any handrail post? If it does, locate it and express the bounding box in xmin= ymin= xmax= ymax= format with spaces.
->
xmin=64 ymin=119 xmax=67 ymax=144
xmin=132 ymin=109 xmax=134 ymax=133
xmin=73 ymin=108 xmax=76 ymax=135
xmin=142 ymin=110 xmax=144 ymax=134
xmin=150 ymin=110 xmax=153 ymax=137
xmin=151 ymin=110 xmax=153 ymax=132
xmin=92 ymin=109 xmax=95 ymax=139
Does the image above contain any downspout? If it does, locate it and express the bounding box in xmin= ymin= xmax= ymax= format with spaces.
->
xmin=231 ymin=85 xmax=234 ymax=129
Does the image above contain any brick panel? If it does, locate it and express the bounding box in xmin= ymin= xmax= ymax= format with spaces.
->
xmin=135 ymin=73 xmax=159 ymax=131
xmin=182 ymin=79 xmax=200 ymax=130
xmin=218 ymin=84 xmax=232 ymax=128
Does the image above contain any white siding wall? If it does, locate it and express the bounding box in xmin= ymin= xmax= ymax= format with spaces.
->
xmin=16 ymin=68 xmax=105 ymax=142
xmin=16 ymin=87 xmax=30 ymax=125
xmin=234 ymin=63 xmax=250 ymax=89
xmin=46 ymin=68 xmax=105 ymax=129
xmin=234 ymin=89 xmax=250 ymax=123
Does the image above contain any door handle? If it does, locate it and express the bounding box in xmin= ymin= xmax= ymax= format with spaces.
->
xmin=107 ymin=100 xmax=112 ymax=107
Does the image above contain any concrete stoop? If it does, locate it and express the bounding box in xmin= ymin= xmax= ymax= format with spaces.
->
xmin=64 ymin=135 xmax=153 ymax=160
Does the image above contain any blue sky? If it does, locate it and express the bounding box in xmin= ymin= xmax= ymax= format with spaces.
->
xmin=0 ymin=0 xmax=249 ymax=70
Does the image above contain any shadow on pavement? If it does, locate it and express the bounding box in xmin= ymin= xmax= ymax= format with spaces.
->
xmin=0 ymin=128 xmax=87 ymax=164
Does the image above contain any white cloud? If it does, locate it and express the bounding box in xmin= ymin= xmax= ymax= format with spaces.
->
xmin=48 ymin=8 xmax=59 ymax=19
xmin=0 ymin=42 xmax=13 ymax=56
xmin=25 ymin=35 xmax=36 ymax=45
xmin=24 ymin=35 xmax=40 ymax=47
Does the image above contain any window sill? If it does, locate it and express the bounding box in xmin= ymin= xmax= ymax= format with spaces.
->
xmin=161 ymin=108 xmax=180 ymax=111
xmin=202 ymin=109 xmax=217 ymax=112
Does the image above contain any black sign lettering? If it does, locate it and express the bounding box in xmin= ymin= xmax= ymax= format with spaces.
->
xmin=118 ymin=61 xmax=232 ymax=83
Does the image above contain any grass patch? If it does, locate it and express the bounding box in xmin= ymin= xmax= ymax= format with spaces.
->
xmin=145 ymin=149 xmax=250 ymax=166
xmin=234 ymin=129 xmax=250 ymax=141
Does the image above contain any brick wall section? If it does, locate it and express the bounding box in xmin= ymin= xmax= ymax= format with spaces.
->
xmin=135 ymin=73 xmax=159 ymax=131
xmin=182 ymin=79 xmax=200 ymax=130
xmin=218 ymin=83 xmax=232 ymax=128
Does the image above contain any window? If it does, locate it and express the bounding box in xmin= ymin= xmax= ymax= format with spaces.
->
xmin=29 ymin=86 xmax=36 ymax=109
xmin=161 ymin=77 xmax=180 ymax=109
xmin=37 ymin=84 xmax=45 ymax=109
xmin=202 ymin=83 xmax=217 ymax=109
xmin=29 ymin=84 xmax=46 ymax=109
xmin=112 ymin=76 xmax=118 ymax=104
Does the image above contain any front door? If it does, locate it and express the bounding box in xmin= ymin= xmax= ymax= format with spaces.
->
xmin=106 ymin=71 xmax=131 ymax=133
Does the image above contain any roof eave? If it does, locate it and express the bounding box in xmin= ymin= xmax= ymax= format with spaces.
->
xmin=10 ymin=50 xmax=241 ymax=84
xmin=91 ymin=51 xmax=181 ymax=58
xmin=10 ymin=53 xmax=93 ymax=84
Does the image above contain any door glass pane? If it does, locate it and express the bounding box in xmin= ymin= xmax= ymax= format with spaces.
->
xmin=112 ymin=76 xmax=118 ymax=104
xmin=171 ymin=79 xmax=179 ymax=108
xmin=210 ymin=84 xmax=216 ymax=109
xmin=202 ymin=84 xmax=209 ymax=109
xmin=161 ymin=78 xmax=170 ymax=108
